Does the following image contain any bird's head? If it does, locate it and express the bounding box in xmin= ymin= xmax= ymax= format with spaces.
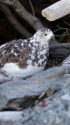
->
xmin=33 ymin=28 xmax=54 ymax=44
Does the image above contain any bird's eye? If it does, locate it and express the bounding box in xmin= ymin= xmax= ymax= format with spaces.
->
xmin=44 ymin=34 xmax=47 ymax=36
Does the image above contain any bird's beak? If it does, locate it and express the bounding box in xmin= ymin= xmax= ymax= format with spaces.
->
xmin=51 ymin=35 xmax=55 ymax=40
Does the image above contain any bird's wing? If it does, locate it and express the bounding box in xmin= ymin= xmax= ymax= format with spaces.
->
xmin=0 ymin=39 xmax=29 ymax=68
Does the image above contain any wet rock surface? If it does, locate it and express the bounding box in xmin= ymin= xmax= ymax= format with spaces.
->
xmin=0 ymin=55 xmax=70 ymax=125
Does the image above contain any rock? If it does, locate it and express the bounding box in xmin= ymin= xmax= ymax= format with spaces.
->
xmin=0 ymin=63 xmax=70 ymax=110
xmin=52 ymin=48 xmax=70 ymax=57
xmin=0 ymin=111 xmax=22 ymax=125
xmin=62 ymin=54 xmax=70 ymax=64
xmin=61 ymin=94 xmax=70 ymax=101
xmin=0 ymin=111 xmax=22 ymax=121
xmin=0 ymin=60 xmax=70 ymax=124
xmin=0 ymin=97 xmax=70 ymax=125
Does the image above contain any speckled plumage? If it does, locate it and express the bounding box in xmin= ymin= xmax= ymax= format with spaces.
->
xmin=0 ymin=28 xmax=54 ymax=79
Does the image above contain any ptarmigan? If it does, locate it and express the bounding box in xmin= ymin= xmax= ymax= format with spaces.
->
xmin=0 ymin=28 xmax=54 ymax=79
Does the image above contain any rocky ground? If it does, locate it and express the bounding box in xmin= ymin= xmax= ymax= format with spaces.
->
xmin=0 ymin=55 xmax=70 ymax=125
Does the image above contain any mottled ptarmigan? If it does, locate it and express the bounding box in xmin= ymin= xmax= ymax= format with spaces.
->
xmin=0 ymin=28 xmax=54 ymax=79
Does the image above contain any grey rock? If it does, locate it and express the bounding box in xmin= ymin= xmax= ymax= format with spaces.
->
xmin=0 ymin=63 xmax=70 ymax=110
xmin=62 ymin=54 xmax=70 ymax=64
xmin=0 ymin=111 xmax=22 ymax=125
xmin=0 ymin=101 xmax=70 ymax=125
xmin=0 ymin=63 xmax=70 ymax=124
xmin=53 ymin=48 xmax=70 ymax=56
xmin=0 ymin=111 xmax=22 ymax=121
